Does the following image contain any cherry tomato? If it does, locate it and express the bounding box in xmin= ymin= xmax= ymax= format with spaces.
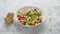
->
xmin=19 ymin=19 xmax=26 ymax=25
xmin=17 ymin=14 xmax=26 ymax=18
xmin=37 ymin=17 xmax=42 ymax=21
xmin=21 ymin=16 xmax=25 ymax=18
xmin=17 ymin=14 xmax=21 ymax=17
xmin=18 ymin=17 xmax=21 ymax=20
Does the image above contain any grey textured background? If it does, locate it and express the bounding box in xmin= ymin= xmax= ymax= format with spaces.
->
xmin=0 ymin=0 xmax=60 ymax=34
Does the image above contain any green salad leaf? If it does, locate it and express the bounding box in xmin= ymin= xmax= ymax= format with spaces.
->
xmin=27 ymin=21 xmax=32 ymax=26
xmin=37 ymin=11 xmax=42 ymax=16
xmin=27 ymin=11 xmax=35 ymax=21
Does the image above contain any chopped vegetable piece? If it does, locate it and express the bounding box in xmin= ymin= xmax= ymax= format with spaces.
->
xmin=37 ymin=12 xmax=42 ymax=16
xmin=27 ymin=21 xmax=32 ymax=26
xmin=17 ymin=15 xmax=21 ymax=17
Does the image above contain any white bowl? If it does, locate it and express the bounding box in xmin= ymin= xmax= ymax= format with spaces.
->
xmin=16 ymin=6 xmax=45 ymax=28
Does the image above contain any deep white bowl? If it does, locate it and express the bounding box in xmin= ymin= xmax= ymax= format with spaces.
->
xmin=16 ymin=6 xmax=45 ymax=28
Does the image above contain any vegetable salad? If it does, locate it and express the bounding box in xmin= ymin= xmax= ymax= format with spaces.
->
xmin=17 ymin=8 xmax=42 ymax=27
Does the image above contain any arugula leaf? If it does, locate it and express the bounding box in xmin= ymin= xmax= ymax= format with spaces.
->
xmin=27 ymin=11 xmax=35 ymax=21
xmin=37 ymin=11 xmax=42 ymax=16
xmin=27 ymin=21 xmax=32 ymax=26
xmin=25 ymin=20 xmax=32 ymax=26
xmin=27 ymin=11 xmax=32 ymax=17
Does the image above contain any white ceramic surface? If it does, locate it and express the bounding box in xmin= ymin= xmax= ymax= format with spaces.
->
xmin=0 ymin=0 xmax=60 ymax=34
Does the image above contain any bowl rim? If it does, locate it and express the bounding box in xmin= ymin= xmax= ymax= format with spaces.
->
xmin=16 ymin=6 xmax=45 ymax=28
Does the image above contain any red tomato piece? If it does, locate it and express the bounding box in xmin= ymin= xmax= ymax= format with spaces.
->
xmin=21 ymin=16 xmax=25 ymax=18
xmin=17 ymin=15 xmax=21 ymax=17
xmin=18 ymin=17 xmax=21 ymax=20
xmin=37 ymin=17 xmax=42 ymax=21
xmin=19 ymin=19 xmax=26 ymax=25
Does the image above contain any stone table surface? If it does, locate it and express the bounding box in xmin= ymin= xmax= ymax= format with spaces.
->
xmin=0 ymin=0 xmax=60 ymax=34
